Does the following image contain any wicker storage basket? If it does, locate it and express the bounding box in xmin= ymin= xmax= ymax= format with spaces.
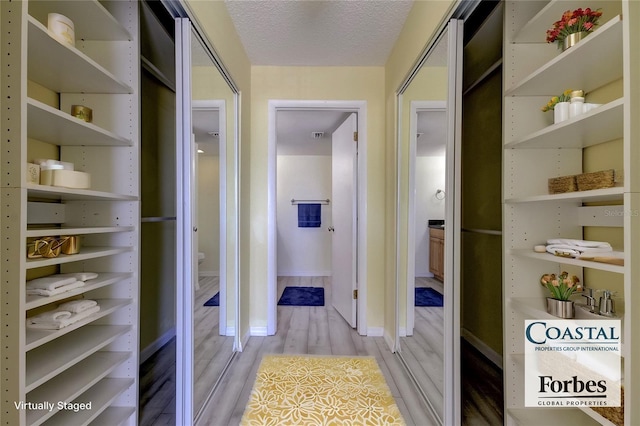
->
xmin=591 ymin=385 xmax=624 ymax=426
xmin=548 ymin=175 xmax=577 ymax=194
xmin=576 ymin=169 xmax=615 ymax=191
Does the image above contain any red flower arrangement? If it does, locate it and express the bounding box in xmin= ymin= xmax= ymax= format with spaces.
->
xmin=546 ymin=8 xmax=603 ymax=47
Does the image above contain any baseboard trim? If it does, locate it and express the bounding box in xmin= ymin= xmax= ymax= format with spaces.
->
xmin=242 ymin=329 xmax=251 ymax=350
xmin=198 ymin=270 xmax=219 ymax=277
xmin=139 ymin=327 xmax=176 ymax=364
xmin=461 ymin=328 xmax=503 ymax=369
xmin=276 ymin=271 xmax=331 ymax=277
xmin=225 ymin=326 xmax=235 ymax=336
xmin=367 ymin=326 xmax=384 ymax=337
xmin=399 ymin=327 xmax=408 ymax=337
xmin=250 ymin=326 xmax=268 ymax=336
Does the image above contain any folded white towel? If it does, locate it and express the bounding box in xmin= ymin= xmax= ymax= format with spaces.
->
xmin=26 ymin=305 xmax=100 ymax=330
xmin=57 ymin=272 xmax=99 ymax=282
xmin=30 ymin=310 xmax=72 ymax=323
xmin=546 ymin=239 xmax=612 ymax=249
xmin=546 ymin=239 xmax=613 ymax=258
xmin=26 ymin=276 xmax=77 ymax=291
xmin=58 ymin=299 xmax=98 ymax=314
xmin=26 ymin=281 xmax=85 ymax=297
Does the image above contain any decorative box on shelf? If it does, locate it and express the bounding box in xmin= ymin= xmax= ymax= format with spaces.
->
xmin=40 ymin=169 xmax=91 ymax=189
xmin=576 ymin=169 xmax=615 ymax=191
xmin=548 ymin=174 xmax=577 ymax=194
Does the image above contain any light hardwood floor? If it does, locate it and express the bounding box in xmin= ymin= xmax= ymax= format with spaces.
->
xmin=140 ymin=276 xmax=503 ymax=425
xmin=139 ymin=276 xmax=234 ymax=426
xmin=195 ymin=276 xmax=439 ymax=426
xmin=398 ymin=277 xmax=445 ymax=421
xmin=400 ymin=277 xmax=503 ymax=425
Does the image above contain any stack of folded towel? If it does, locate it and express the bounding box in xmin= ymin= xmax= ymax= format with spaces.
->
xmin=26 ymin=272 xmax=98 ymax=297
xmin=546 ymin=239 xmax=612 ymax=258
xmin=27 ymin=299 xmax=100 ymax=330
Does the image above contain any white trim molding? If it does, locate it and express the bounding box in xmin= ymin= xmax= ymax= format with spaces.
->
xmin=250 ymin=326 xmax=269 ymax=337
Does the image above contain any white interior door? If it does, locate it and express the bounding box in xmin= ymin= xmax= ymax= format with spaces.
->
xmin=175 ymin=17 xmax=195 ymax=425
xmin=331 ymin=113 xmax=357 ymax=327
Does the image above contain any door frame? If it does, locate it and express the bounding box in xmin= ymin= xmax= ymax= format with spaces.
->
xmin=192 ymin=100 xmax=229 ymax=336
xmin=405 ymin=101 xmax=447 ymax=336
xmin=266 ymin=100 xmax=368 ymax=336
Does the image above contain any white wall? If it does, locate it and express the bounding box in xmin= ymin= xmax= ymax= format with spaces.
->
xmin=197 ymin=155 xmax=220 ymax=275
xmin=277 ymin=155 xmax=332 ymax=276
xmin=415 ymin=156 xmax=446 ymax=276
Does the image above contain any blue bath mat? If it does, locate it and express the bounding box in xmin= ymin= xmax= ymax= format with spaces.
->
xmin=415 ymin=287 xmax=443 ymax=307
xmin=204 ymin=292 xmax=219 ymax=306
xmin=278 ymin=287 xmax=325 ymax=306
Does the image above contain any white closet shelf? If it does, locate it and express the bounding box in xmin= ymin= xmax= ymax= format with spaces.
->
xmin=25 ymin=247 xmax=133 ymax=270
xmin=90 ymin=406 xmax=136 ymax=426
xmin=28 ymin=1 xmax=131 ymax=41
xmin=26 ymin=299 xmax=132 ymax=351
xmin=26 ymin=272 xmax=132 ymax=311
xmin=506 ymin=16 xmax=622 ymax=96
xmin=27 ymin=98 xmax=132 ymax=147
xmin=26 ymin=325 xmax=131 ymax=392
xmin=508 ymin=407 xmax=604 ymax=425
xmin=513 ymin=0 xmax=619 ymax=43
xmin=505 ymin=98 xmax=624 ymax=149
xmin=25 ymin=351 xmax=129 ymax=426
xmin=27 ymin=184 xmax=138 ymax=201
xmin=27 ymin=17 xmax=132 ymax=94
xmin=505 ymin=187 xmax=624 ymax=204
xmin=41 ymin=378 xmax=134 ymax=426
xmin=26 ymin=226 xmax=134 ymax=238
xmin=509 ymin=249 xmax=624 ymax=274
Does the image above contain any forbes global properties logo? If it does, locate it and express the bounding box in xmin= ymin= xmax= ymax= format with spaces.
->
xmin=524 ymin=319 xmax=621 ymax=408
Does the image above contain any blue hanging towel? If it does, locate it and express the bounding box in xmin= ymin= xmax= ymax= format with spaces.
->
xmin=298 ymin=203 xmax=321 ymax=227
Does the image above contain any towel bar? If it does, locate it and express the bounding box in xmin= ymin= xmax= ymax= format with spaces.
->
xmin=291 ymin=198 xmax=330 ymax=205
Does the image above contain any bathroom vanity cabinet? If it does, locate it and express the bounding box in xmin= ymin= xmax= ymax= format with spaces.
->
xmin=429 ymin=227 xmax=445 ymax=281
xmin=1 ymin=1 xmax=140 ymax=424
xmin=502 ymin=1 xmax=639 ymax=425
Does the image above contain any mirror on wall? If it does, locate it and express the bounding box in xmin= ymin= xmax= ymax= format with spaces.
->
xmin=396 ymin=28 xmax=450 ymax=423
xmin=190 ymin=31 xmax=236 ymax=420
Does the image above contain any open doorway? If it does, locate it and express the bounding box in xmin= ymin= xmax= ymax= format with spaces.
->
xmin=267 ymin=101 xmax=368 ymax=337
xmin=406 ymin=102 xmax=446 ymax=335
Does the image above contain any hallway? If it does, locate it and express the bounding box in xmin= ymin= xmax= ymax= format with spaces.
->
xmin=140 ymin=277 xmax=503 ymax=425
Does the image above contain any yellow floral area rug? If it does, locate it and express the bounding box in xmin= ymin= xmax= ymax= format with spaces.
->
xmin=240 ymin=354 xmax=406 ymax=425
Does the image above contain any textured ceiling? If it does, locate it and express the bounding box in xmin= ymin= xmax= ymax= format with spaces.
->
xmin=277 ymin=110 xmax=351 ymax=156
xmin=224 ymin=0 xmax=414 ymax=66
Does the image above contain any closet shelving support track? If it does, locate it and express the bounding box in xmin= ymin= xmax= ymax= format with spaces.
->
xmin=502 ymin=1 xmax=639 ymax=425
xmin=1 ymin=1 xmax=140 ymax=425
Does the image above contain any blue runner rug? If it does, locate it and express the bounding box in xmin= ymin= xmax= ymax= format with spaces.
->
xmin=204 ymin=292 xmax=219 ymax=306
xmin=415 ymin=287 xmax=443 ymax=307
xmin=278 ymin=286 xmax=325 ymax=306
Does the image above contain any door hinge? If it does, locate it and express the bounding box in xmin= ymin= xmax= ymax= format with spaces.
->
xmin=353 ymin=131 xmax=358 ymax=142
xmin=353 ymin=289 xmax=358 ymax=299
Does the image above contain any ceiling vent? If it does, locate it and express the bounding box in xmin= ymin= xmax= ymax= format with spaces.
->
xmin=311 ymin=132 xmax=324 ymax=139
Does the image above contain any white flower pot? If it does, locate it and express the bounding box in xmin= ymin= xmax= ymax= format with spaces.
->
xmin=554 ymin=102 xmax=570 ymax=124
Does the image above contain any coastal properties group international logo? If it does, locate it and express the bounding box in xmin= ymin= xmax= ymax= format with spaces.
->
xmin=524 ymin=319 xmax=621 ymax=408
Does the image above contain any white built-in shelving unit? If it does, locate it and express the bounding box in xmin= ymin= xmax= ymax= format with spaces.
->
xmin=1 ymin=0 xmax=140 ymax=424
xmin=503 ymin=1 xmax=639 ymax=425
